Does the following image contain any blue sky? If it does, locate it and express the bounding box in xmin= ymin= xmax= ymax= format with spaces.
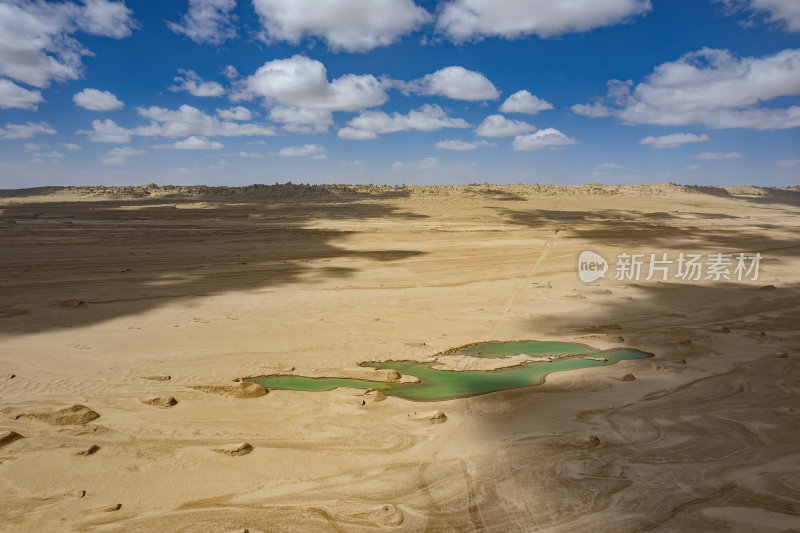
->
xmin=0 ymin=0 xmax=798 ymax=188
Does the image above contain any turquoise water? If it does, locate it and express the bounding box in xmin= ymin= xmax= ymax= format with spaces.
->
xmin=249 ymin=341 xmax=651 ymax=402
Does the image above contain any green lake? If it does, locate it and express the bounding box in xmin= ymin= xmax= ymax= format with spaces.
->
xmin=249 ymin=341 xmax=652 ymax=402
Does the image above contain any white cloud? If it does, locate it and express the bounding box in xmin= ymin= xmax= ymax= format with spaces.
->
xmin=344 ymin=104 xmax=470 ymax=138
xmin=577 ymin=48 xmax=800 ymax=130
xmin=337 ymin=127 xmax=379 ymax=140
xmin=222 ymin=65 xmax=239 ymax=79
xmin=25 ymin=142 xmax=43 ymax=151
xmin=0 ymin=0 xmax=136 ymax=88
xmin=167 ymin=0 xmax=237 ymax=44
xmin=156 ymin=136 xmax=224 ymax=150
xmin=73 ymin=88 xmax=123 ymax=111
xmin=135 ymin=105 xmax=277 ymax=138
xmin=0 ymin=121 xmax=57 ymax=139
xmin=640 ymin=133 xmax=710 ymax=148
xmin=251 ymin=0 xmax=429 ymax=52
xmin=224 ymin=151 xmax=264 ymax=158
xmin=716 ymin=0 xmax=800 ymax=31
xmin=169 ymin=69 xmax=225 ymax=97
xmin=572 ymin=79 xmax=632 ymax=117
xmin=36 ymin=150 xmax=64 ymax=158
xmin=499 ymin=90 xmax=553 ymax=114
xmin=268 ymin=106 xmax=333 ymax=133
xmin=437 ymin=0 xmax=651 ymax=42
xmin=75 ymin=0 xmax=137 ymax=38
xmin=61 ymin=142 xmax=81 ymax=150
xmin=776 ymin=158 xmax=800 ymax=167
xmin=79 ymin=118 xmax=131 ymax=143
xmin=692 ymin=151 xmax=744 ymax=159
xmin=475 ymin=114 xmax=535 ymax=137
xmin=392 ymin=157 xmax=440 ymax=170
xmin=217 ymin=106 xmax=252 ymax=121
xmin=101 ymin=146 xmax=144 ymax=166
xmin=342 ymin=159 xmax=363 ymax=167
xmin=388 ymin=66 xmax=499 ymax=101
xmin=571 ymin=102 xmax=611 ymax=117
xmin=278 ymin=144 xmax=326 ymax=157
xmin=434 ymin=139 xmax=492 ymax=150
xmin=0 ymin=79 xmax=44 ymax=110
xmin=512 ymin=128 xmax=576 ymax=150
xmin=240 ymin=55 xmax=387 ymax=112
xmin=596 ymin=162 xmax=623 ymax=169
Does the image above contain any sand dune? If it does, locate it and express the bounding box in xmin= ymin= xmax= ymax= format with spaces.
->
xmin=0 ymin=183 xmax=798 ymax=531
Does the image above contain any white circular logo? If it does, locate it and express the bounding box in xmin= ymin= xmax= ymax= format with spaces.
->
xmin=578 ymin=251 xmax=608 ymax=282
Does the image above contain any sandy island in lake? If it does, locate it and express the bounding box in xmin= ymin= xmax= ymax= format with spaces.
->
xmin=0 ymin=182 xmax=799 ymax=531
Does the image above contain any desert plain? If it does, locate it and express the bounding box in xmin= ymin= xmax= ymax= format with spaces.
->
xmin=0 ymin=182 xmax=798 ymax=532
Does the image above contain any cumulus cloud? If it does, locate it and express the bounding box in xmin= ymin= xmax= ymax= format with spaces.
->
xmin=434 ymin=139 xmax=492 ymax=150
xmin=222 ymin=65 xmax=239 ymax=79
xmin=73 ymin=88 xmax=123 ymax=111
xmin=155 ymin=136 xmax=224 ymax=150
xmin=0 ymin=121 xmax=56 ymax=139
xmin=475 ymin=114 xmax=535 ymax=137
xmin=596 ymin=162 xmax=623 ymax=169
xmin=169 ymin=69 xmax=225 ymax=97
xmin=278 ymin=144 xmax=326 ymax=158
xmin=0 ymin=0 xmax=136 ymax=88
xmin=716 ymin=0 xmax=800 ymax=31
xmin=0 ymin=79 xmax=44 ymax=110
xmin=268 ymin=106 xmax=333 ymax=133
xmin=387 ymin=66 xmax=499 ymax=101
xmin=217 ymin=106 xmax=252 ymax=121
xmin=512 ymin=128 xmax=576 ymax=150
xmin=776 ymin=158 xmax=800 ymax=167
xmin=33 ymin=150 xmax=64 ymax=158
xmin=392 ymin=157 xmax=440 ymax=170
xmin=239 ymin=55 xmax=387 ymax=112
xmin=437 ymin=0 xmax=651 ymax=42
xmin=61 ymin=142 xmax=81 ymax=150
xmin=337 ymin=127 xmax=378 ymax=140
xmin=167 ymin=0 xmax=237 ymax=44
xmin=101 ymin=145 xmax=144 ymax=166
xmin=78 ymin=118 xmax=131 ymax=143
xmin=579 ymin=48 xmax=800 ymax=130
xmin=343 ymin=104 xmax=470 ymax=138
xmin=135 ymin=105 xmax=277 ymax=138
xmin=80 ymin=107 xmax=275 ymax=144
xmin=251 ymin=0 xmax=429 ymax=52
xmin=499 ymin=90 xmax=553 ymax=114
xmin=692 ymin=151 xmax=744 ymax=159
xmin=571 ymin=102 xmax=611 ymax=117
xmin=640 ymin=133 xmax=711 ymax=148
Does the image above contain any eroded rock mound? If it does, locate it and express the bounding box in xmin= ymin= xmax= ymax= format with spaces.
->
xmin=191 ymin=382 xmax=267 ymax=399
xmin=0 ymin=431 xmax=24 ymax=447
xmin=581 ymin=334 xmax=624 ymax=344
xmin=141 ymin=396 xmax=178 ymax=408
xmin=409 ymin=410 xmax=447 ymax=424
xmin=19 ymin=404 xmax=100 ymax=425
xmin=143 ymin=374 xmax=171 ymax=381
xmin=212 ymin=442 xmax=253 ymax=456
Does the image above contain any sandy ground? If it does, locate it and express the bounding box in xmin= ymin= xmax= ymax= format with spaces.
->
xmin=0 ymin=183 xmax=798 ymax=532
